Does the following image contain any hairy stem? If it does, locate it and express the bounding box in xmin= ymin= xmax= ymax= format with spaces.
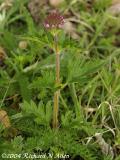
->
xmin=53 ymin=36 xmax=60 ymax=128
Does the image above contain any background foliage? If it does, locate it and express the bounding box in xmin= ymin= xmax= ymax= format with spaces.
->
xmin=0 ymin=0 xmax=120 ymax=159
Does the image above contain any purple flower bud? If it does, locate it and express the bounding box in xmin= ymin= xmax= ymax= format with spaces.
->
xmin=44 ymin=11 xmax=65 ymax=30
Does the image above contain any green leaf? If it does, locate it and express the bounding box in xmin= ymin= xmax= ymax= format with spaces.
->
xmin=17 ymin=73 xmax=31 ymax=101
xmin=20 ymin=100 xmax=52 ymax=127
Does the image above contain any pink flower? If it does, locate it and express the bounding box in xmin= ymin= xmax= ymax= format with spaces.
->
xmin=44 ymin=11 xmax=65 ymax=30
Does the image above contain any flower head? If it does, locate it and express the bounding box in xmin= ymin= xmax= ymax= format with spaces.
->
xmin=44 ymin=11 xmax=65 ymax=30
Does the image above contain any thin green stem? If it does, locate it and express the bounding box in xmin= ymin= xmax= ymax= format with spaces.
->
xmin=69 ymin=83 xmax=84 ymax=121
xmin=0 ymin=81 xmax=11 ymax=109
xmin=60 ymin=93 xmax=68 ymax=110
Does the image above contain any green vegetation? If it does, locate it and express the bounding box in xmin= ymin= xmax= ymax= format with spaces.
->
xmin=0 ymin=0 xmax=120 ymax=159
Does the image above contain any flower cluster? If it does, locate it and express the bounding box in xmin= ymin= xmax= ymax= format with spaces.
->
xmin=44 ymin=11 xmax=65 ymax=30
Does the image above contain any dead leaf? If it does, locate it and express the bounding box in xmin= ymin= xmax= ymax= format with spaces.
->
xmin=0 ymin=110 xmax=11 ymax=128
xmin=0 ymin=46 xmax=6 ymax=56
xmin=19 ymin=41 xmax=28 ymax=50
xmin=107 ymin=3 xmax=120 ymax=15
xmin=28 ymin=0 xmax=48 ymax=23
xmin=112 ymin=0 xmax=120 ymax=5
xmin=9 ymin=127 xmax=19 ymax=137
xmin=0 ymin=46 xmax=6 ymax=66
xmin=3 ymin=127 xmax=20 ymax=139
xmin=107 ymin=0 xmax=120 ymax=15
xmin=49 ymin=0 xmax=64 ymax=7
xmin=84 ymin=107 xmax=96 ymax=113
xmin=62 ymin=21 xmax=80 ymax=39
xmin=95 ymin=133 xmax=114 ymax=158
xmin=0 ymin=0 xmax=13 ymax=11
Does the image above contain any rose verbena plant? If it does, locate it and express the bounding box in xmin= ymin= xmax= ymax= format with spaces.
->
xmin=44 ymin=11 xmax=65 ymax=128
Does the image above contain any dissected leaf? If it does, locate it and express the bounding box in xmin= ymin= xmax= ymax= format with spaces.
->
xmin=17 ymin=73 xmax=31 ymax=102
xmin=20 ymin=100 xmax=52 ymax=126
